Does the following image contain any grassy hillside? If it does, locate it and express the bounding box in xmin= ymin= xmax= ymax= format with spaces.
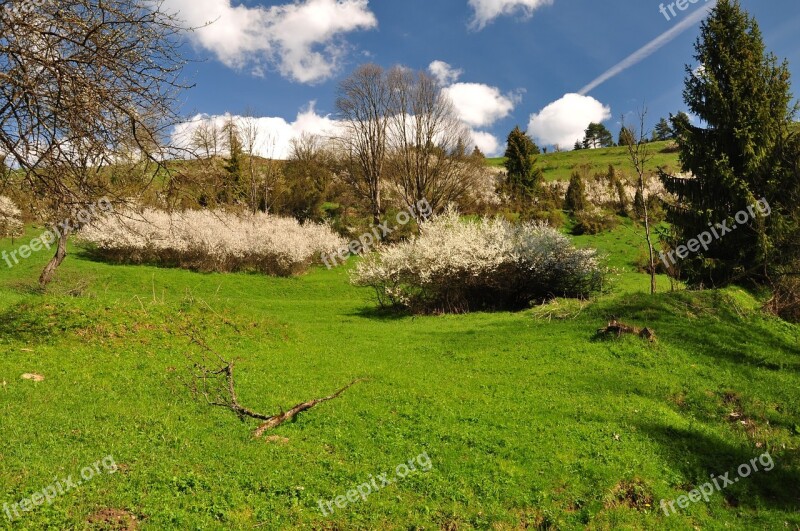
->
xmin=0 ymin=221 xmax=798 ymax=529
xmin=487 ymin=141 xmax=683 ymax=182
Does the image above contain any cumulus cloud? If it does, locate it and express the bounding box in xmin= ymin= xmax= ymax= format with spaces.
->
xmin=428 ymin=60 xmax=464 ymax=86
xmin=172 ymin=103 xmax=341 ymax=159
xmin=469 ymin=130 xmax=501 ymax=156
xmin=427 ymin=61 xmax=517 ymax=156
xmin=164 ymin=0 xmax=377 ymax=83
xmin=527 ymin=93 xmax=611 ymax=149
xmin=444 ymin=83 xmax=517 ymax=129
xmin=468 ymin=0 xmax=553 ymax=30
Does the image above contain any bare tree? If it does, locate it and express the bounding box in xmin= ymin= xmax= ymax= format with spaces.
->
xmin=336 ymin=64 xmax=392 ymax=225
xmin=386 ymin=67 xmax=479 ymax=213
xmin=240 ymin=113 xmax=262 ymax=213
xmin=0 ymin=0 xmax=188 ymax=287
xmin=622 ymin=109 xmax=657 ymax=295
xmin=191 ymin=120 xmax=222 ymax=159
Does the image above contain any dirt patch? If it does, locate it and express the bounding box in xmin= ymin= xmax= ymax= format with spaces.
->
xmin=605 ymin=479 xmax=654 ymax=511
xmin=87 ymin=508 xmax=138 ymax=530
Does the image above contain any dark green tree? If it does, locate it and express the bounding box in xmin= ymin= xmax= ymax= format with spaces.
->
xmin=652 ymin=118 xmax=673 ymax=141
xmin=583 ymin=122 xmax=614 ymax=149
xmin=503 ymin=126 xmax=543 ymax=200
xmin=618 ymin=126 xmax=635 ymax=147
xmin=565 ymin=171 xmax=587 ymax=213
xmin=573 ymin=140 xmax=583 ymax=151
xmin=222 ymin=119 xmax=245 ymax=202
xmin=660 ymin=0 xmax=799 ymax=286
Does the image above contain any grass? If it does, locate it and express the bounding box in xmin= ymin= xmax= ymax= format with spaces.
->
xmin=0 ymin=221 xmax=798 ymax=529
xmin=486 ymin=141 xmax=682 ymax=182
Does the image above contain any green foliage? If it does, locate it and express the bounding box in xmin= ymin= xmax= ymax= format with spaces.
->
xmin=503 ymin=126 xmax=543 ymax=201
xmin=221 ymin=121 xmax=245 ymax=203
xmin=618 ymin=126 xmax=634 ymax=147
xmin=662 ymin=0 xmax=800 ymax=286
xmin=573 ymin=208 xmax=620 ymax=235
xmin=565 ymin=171 xmax=587 ymax=213
xmin=651 ymin=118 xmax=674 ymax=141
xmin=583 ymin=122 xmax=614 ymax=149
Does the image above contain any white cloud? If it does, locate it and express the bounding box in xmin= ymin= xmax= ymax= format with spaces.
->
xmin=428 ymin=60 xmax=463 ymax=86
xmin=468 ymin=0 xmax=553 ymax=30
xmin=444 ymin=83 xmax=517 ymax=128
xmin=172 ymin=103 xmax=341 ymax=159
xmin=527 ymin=93 xmax=611 ymax=149
xmin=164 ymin=0 xmax=377 ymax=83
xmin=469 ymin=130 xmax=501 ymax=156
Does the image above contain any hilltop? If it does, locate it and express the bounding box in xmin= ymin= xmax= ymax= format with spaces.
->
xmin=486 ymin=140 xmax=682 ymax=181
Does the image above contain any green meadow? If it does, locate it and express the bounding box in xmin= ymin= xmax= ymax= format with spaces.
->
xmin=486 ymin=141 xmax=682 ymax=182
xmin=1 ymin=219 xmax=798 ymax=530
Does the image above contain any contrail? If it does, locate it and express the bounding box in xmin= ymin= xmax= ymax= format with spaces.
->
xmin=578 ymin=1 xmax=717 ymax=96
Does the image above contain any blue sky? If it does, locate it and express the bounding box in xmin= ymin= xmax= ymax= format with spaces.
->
xmin=166 ymin=0 xmax=800 ymax=156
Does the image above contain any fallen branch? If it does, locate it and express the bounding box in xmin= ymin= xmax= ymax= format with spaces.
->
xmin=183 ymin=329 xmax=363 ymax=437
xmin=596 ymin=319 xmax=656 ymax=342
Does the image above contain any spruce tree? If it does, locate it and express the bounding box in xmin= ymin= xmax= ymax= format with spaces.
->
xmin=565 ymin=171 xmax=587 ymax=213
xmin=652 ymin=118 xmax=673 ymax=141
xmin=661 ymin=0 xmax=798 ymax=286
xmin=503 ymin=126 xmax=543 ymax=201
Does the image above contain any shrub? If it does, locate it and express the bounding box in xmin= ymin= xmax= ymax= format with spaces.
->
xmin=351 ymin=209 xmax=605 ymax=313
xmin=573 ymin=207 xmax=619 ymax=235
xmin=0 ymin=196 xmax=23 ymax=238
xmin=565 ymin=171 xmax=587 ymax=213
xmin=525 ymin=208 xmax=566 ymax=229
xmin=766 ymin=274 xmax=800 ymax=323
xmin=78 ymin=207 xmax=346 ymax=276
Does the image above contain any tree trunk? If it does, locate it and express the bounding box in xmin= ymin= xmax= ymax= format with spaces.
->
xmin=39 ymin=230 xmax=69 ymax=288
xmin=641 ymin=177 xmax=657 ymax=295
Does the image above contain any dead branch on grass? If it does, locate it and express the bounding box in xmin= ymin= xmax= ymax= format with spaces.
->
xmin=182 ymin=330 xmax=362 ymax=437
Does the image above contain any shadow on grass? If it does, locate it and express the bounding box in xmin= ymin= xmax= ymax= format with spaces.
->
xmin=349 ymin=305 xmax=412 ymax=321
xmin=637 ymin=422 xmax=800 ymax=513
xmin=588 ymin=290 xmax=800 ymax=372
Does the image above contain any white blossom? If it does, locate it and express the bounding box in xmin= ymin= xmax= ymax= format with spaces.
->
xmin=78 ymin=207 xmax=346 ymax=276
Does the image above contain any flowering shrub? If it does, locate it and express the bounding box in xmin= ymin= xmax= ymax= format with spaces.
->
xmin=0 ymin=196 xmax=23 ymax=238
xmin=351 ymin=209 xmax=605 ymax=313
xmin=79 ymin=207 xmax=346 ymax=276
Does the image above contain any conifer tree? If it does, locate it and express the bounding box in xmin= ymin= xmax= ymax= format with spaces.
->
xmin=503 ymin=126 xmax=543 ymax=201
xmin=661 ymin=0 xmax=798 ymax=286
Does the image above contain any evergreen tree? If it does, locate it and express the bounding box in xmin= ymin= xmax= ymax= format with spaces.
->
xmin=503 ymin=126 xmax=543 ymax=200
xmin=618 ymin=126 xmax=634 ymax=147
xmin=472 ymin=145 xmax=485 ymax=159
xmin=583 ymin=122 xmax=614 ymax=148
xmin=565 ymin=171 xmax=587 ymax=213
xmin=222 ymin=119 xmax=245 ymax=202
xmin=573 ymin=140 xmax=583 ymax=151
xmin=652 ymin=118 xmax=673 ymax=141
xmin=661 ymin=0 xmax=799 ymax=286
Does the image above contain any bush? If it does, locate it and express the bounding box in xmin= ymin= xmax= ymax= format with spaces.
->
xmin=0 ymin=196 xmax=23 ymax=238
xmin=565 ymin=171 xmax=587 ymax=213
xmin=525 ymin=208 xmax=566 ymax=229
xmin=351 ymin=209 xmax=605 ymax=313
xmin=766 ymin=274 xmax=800 ymax=323
xmin=78 ymin=207 xmax=346 ymax=276
xmin=573 ymin=207 xmax=619 ymax=235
